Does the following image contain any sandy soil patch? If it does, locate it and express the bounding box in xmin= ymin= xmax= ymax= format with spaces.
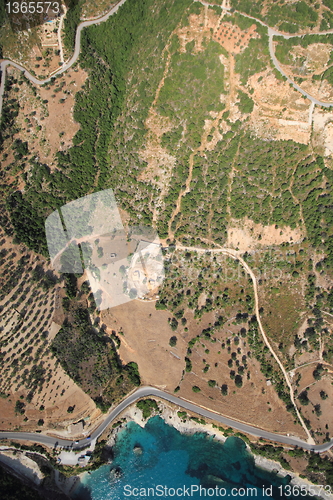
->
xmin=294 ymin=351 xmax=321 ymax=367
xmin=48 ymin=321 xmax=62 ymax=342
xmin=296 ymin=364 xmax=320 ymax=393
xmin=197 ymin=292 xmax=207 ymax=308
xmin=313 ymin=107 xmax=333 ymax=157
xmin=292 ymin=319 xmax=321 ymax=366
xmin=203 ymin=118 xmax=224 ymax=150
xmin=3 ymin=66 xmax=87 ymax=169
xmin=295 ymin=374 xmax=333 ymax=444
xmin=227 ymin=218 xmax=304 ymax=251
xmin=178 ymin=332 xmax=306 ymax=438
xmin=38 ymin=69 xmax=88 ymax=163
xmin=289 ymin=43 xmax=332 ymax=75
xmin=248 ymin=70 xmax=311 ymax=144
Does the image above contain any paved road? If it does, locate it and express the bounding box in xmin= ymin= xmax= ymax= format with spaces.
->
xmin=1 ymin=0 xmax=333 ymax=116
xmin=197 ymin=0 xmax=333 ymax=108
xmin=1 ymin=386 xmax=332 ymax=453
xmin=0 ymin=0 xmax=127 ymax=116
xmin=1 ymin=0 xmax=332 ymax=117
xmin=236 ymin=10 xmax=333 ymax=107
xmin=268 ymin=29 xmax=333 ymax=108
xmin=0 ymin=0 xmax=333 ymax=459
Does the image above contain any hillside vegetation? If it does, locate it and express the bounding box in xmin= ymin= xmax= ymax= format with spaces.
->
xmin=1 ymin=0 xmax=333 ymax=447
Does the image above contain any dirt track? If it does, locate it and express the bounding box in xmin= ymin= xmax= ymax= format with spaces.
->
xmin=177 ymin=243 xmax=315 ymax=444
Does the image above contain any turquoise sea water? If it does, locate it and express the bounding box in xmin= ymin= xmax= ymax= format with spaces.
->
xmin=73 ymin=416 xmax=311 ymax=500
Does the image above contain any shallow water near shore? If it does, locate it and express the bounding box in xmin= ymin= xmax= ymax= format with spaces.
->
xmin=72 ymin=416 xmax=312 ymax=500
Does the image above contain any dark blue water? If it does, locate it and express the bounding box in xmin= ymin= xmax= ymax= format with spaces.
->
xmin=73 ymin=416 xmax=312 ymax=500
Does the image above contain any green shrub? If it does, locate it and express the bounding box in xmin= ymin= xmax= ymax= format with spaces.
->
xmin=208 ymin=380 xmax=217 ymax=387
xmin=169 ymin=336 xmax=177 ymax=347
xmin=221 ymin=384 xmax=228 ymax=396
xmin=136 ymin=399 xmax=159 ymax=419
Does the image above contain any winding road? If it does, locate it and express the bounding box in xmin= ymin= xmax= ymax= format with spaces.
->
xmin=177 ymin=245 xmax=314 ymax=444
xmin=0 ymin=0 xmax=127 ymax=116
xmin=1 ymin=0 xmax=333 ymax=117
xmin=198 ymin=0 xmax=333 ymax=108
xmin=0 ymin=248 xmax=330 ymax=454
xmin=0 ymin=386 xmax=332 ymax=453
xmin=267 ymin=29 xmax=333 ymax=108
xmin=1 ymin=0 xmax=333 ymax=459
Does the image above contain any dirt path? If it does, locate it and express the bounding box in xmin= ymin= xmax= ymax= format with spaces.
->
xmin=289 ymin=359 xmax=330 ymax=374
xmin=227 ymin=54 xmax=237 ymax=104
xmin=167 ymin=150 xmax=197 ymax=239
xmin=176 ymin=243 xmax=315 ymax=444
xmin=149 ymin=43 xmax=173 ymax=225
xmin=0 ymin=0 xmax=128 ymax=116
xmin=289 ymin=171 xmax=306 ymax=228
xmin=321 ymin=310 xmax=333 ymax=319
xmin=196 ymin=0 xmax=333 ymax=108
xmin=319 ymin=329 xmax=323 ymax=362
xmin=58 ymin=4 xmax=67 ymax=64
xmin=167 ymin=53 xmax=236 ymax=240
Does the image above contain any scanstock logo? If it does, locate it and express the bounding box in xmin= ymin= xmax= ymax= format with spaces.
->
xmin=45 ymin=189 xmax=165 ymax=310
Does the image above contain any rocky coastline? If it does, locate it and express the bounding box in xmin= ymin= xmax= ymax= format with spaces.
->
xmin=100 ymin=399 xmax=333 ymax=500
xmin=1 ymin=399 xmax=332 ymax=500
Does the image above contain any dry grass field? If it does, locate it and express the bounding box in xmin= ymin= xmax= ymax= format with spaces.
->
xmin=1 ymin=0 xmax=333 ymax=451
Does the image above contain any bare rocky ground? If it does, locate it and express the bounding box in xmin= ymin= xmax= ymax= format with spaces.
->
xmin=1 ymin=1 xmax=333 ymax=447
